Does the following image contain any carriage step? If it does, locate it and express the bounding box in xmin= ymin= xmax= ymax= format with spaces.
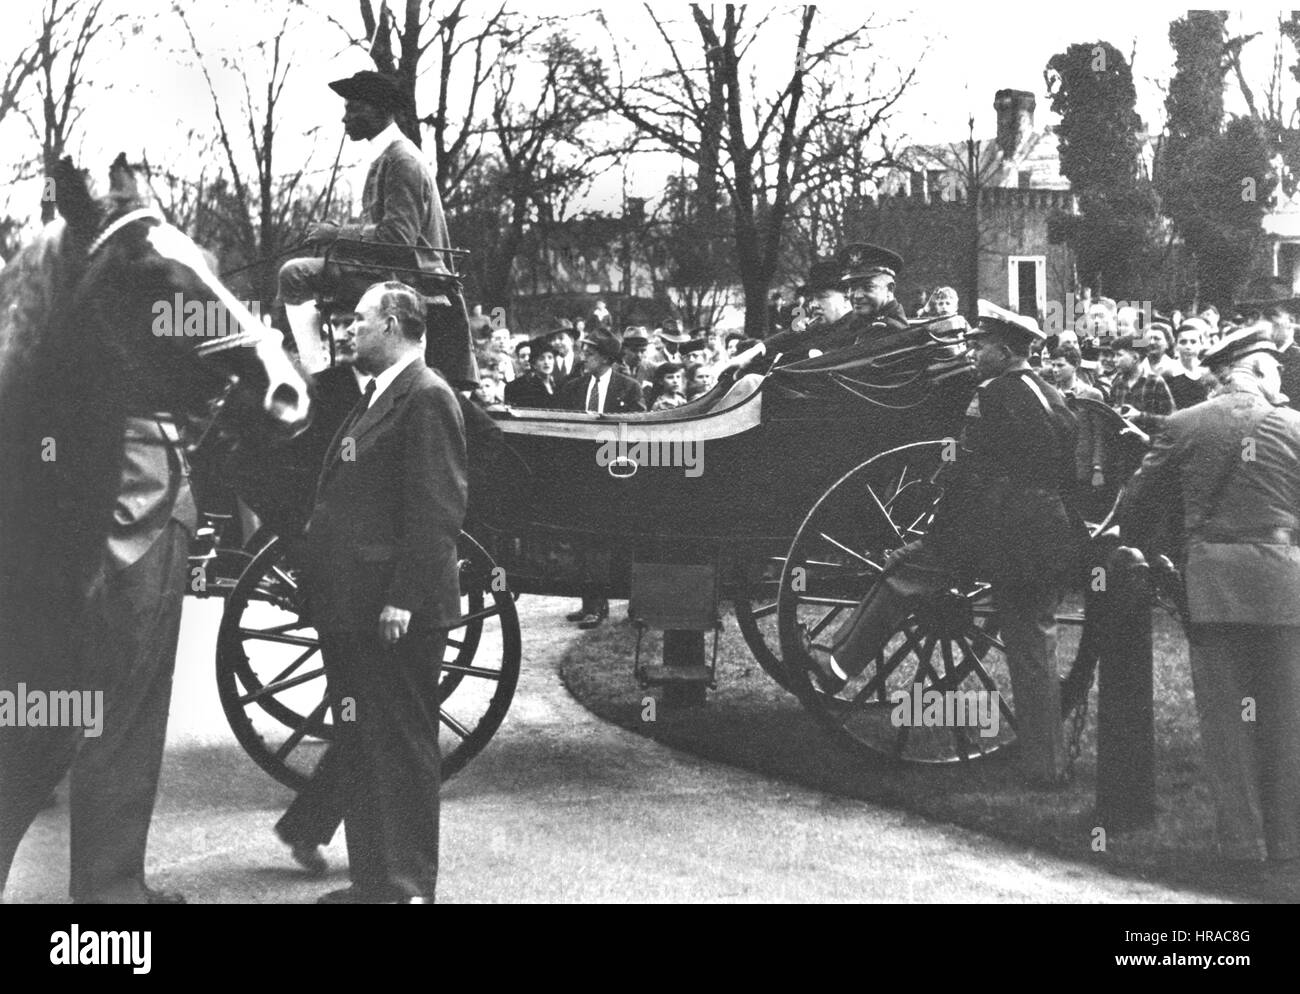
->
xmin=637 ymin=664 xmax=714 ymax=686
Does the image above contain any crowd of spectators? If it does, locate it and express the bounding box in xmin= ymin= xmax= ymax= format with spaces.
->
xmin=468 ymin=298 xmax=753 ymax=412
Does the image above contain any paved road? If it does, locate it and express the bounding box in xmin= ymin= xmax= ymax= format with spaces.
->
xmin=7 ymin=594 xmax=1224 ymax=903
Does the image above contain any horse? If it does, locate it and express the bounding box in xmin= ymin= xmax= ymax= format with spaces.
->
xmin=0 ymin=154 xmax=312 ymax=901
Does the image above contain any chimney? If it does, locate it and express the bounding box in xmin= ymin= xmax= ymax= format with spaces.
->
xmin=994 ymin=89 xmax=1035 ymax=158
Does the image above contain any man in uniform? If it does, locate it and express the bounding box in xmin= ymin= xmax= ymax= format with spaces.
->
xmin=276 ymin=71 xmax=453 ymax=374
xmin=815 ymin=302 xmax=1081 ymax=786
xmin=838 ymin=241 xmax=910 ymax=343
xmin=1121 ymin=325 xmax=1300 ymax=864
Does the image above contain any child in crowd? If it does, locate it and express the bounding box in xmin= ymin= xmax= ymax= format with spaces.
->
xmin=649 ymin=361 xmax=687 ymax=410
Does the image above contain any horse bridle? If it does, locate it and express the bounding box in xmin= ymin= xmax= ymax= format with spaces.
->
xmin=82 ymin=206 xmax=264 ymax=453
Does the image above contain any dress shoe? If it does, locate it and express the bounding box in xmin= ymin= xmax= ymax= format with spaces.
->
xmin=565 ymin=609 xmax=589 ymax=622
xmin=75 ymin=885 xmax=186 ymax=905
xmin=143 ymin=886 xmax=187 ymax=905
xmin=577 ymin=611 xmax=606 ymax=630
xmin=290 ymin=844 xmax=328 ymax=876
xmin=809 ymin=652 xmax=848 ymax=694
xmin=316 ymin=885 xmax=379 ymax=904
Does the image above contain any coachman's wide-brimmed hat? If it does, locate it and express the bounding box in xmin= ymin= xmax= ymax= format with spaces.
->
xmin=328 ymin=71 xmax=408 ymax=113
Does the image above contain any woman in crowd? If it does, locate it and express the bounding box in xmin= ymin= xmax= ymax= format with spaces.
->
xmin=648 ymin=361 xmax=688 ymax=410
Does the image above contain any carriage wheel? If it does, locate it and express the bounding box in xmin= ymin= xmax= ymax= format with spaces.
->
xmin=777 ymin=441 xmax=1020 ymax=764
xmin=732 ymin=554 xmax=797 ymax=692
xmin=216 ymin=531 xmax=521 ymax=790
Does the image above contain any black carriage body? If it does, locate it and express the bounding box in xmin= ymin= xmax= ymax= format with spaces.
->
xmin=473 ymin=338 xmax=975 ymax=599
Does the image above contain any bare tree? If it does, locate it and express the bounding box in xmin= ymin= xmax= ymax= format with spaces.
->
xmin=586 ymin=4 xmax=917 ymax=337
xmin=176 ymin=5 xmax=333 ymax=301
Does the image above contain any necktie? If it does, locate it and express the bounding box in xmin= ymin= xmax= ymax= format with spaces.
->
xmin=341 ymin=380 xmax=376 ymax=441
xmin=586 ymin=376 xmax=600 ymax=412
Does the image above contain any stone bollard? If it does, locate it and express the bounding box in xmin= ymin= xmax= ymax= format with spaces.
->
xmin=1095 ymin=545 xmax=1156 ymax=830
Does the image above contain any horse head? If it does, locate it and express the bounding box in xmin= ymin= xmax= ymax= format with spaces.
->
xmin=52 ymin=154 xmax=311 ymax=438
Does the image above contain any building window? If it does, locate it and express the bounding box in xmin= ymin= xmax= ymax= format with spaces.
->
xmin=1007 ymin=256 xmax=1046 ymax=321
xmin=1278 ymin=241 xmax=1300 ymax=292
xmin=1018 ymin=169 xmax=1033 ymax=189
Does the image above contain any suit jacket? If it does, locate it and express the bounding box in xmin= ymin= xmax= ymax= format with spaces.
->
xmin=550 ymin=353 xmax=580 ymax=393
xmin=1122 ymin=383 xmax=1300 ymax=624
xmin=504 ymin=370 xmax=557 ymax=408
xmin=305 ymin=358 xmax=468 ymax=633
xmin=1280 ymin=344 xmax=1300 ymax=411
xmin=337 ymin=134 xmax=451 ymax=275
xmin=559 ymin=368 xmax=647 ymax=414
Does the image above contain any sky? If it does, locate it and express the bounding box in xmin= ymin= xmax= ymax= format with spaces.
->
xmin=0 ymin=1 xmax=1297 ymax=226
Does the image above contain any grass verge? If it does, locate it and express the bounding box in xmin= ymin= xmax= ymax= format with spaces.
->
xmin=558 ymin=601 xmax=1299 ymax=903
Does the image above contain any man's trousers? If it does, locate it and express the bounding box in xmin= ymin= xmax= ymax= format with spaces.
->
xmin=0 ymin=519 xmax=188 ymax=902
xmin=1188 ymin=624 xmax=1300 ymax=862
xmin=319 ymin=629 xmax=444 ymax=899
xmin=830 ymin=547 xmax=1066 ymax=785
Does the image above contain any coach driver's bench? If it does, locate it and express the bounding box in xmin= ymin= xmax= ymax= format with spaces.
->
xmin=314 ymin=238 xmax=479 ymax=390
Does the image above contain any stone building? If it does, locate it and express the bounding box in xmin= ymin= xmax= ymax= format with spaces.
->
xmin=847 ymin=89 xmax=1078 ymax=322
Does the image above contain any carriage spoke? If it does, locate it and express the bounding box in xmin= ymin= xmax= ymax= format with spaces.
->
xmin=851 ymin=620 xmax=924 ymax=704
xmin=958 ymin=635 xmax=1016 ymax=730
xmin=796 ymin=595 xmax=862 ymax=608
xmin=273 ymin=698 xmax=330 ymax=762
xmin=237 ymin=628 xmax=319 ymax=648
xmin=805 ymin=604 xmax=847 ymax=640
xmin=447 ymin=604 xmax=503 ymax=628
xmin=749 ymin=599 xmax=778 ymax=619
xmin=265 ymin=646 xmax=319 ymax=688
xmin=439 ymin=709 xmax=471 ymax=739
xmin=238 ymin=667 xmax=326 ymax=705
xmin=441 ymin=662 xmax=502 ymax=681
xmin=864 ymin=484 xmax=905 ymax=544
xmin=815 ymin=533 xmax=885 ymax=572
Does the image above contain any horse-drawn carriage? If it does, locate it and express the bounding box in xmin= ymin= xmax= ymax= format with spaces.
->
xmin=204 ymin=247 xmax=1149 ymax=788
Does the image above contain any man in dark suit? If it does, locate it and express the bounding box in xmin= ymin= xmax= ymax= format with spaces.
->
xmin=818 ymin=303 xmax=1081 ymax=786
xmin=277 ymin=71 xmax=452 ymax=372
xmin=304 ymin=280 xmax=467 ymax=903
xmin=559 ymin=327 xmax=645 ymax=628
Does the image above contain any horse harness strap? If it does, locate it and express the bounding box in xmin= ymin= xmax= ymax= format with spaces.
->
xmin=86 ymin=207 xmax=164 ymax=258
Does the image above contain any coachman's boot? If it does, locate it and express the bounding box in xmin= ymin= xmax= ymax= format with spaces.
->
xmin=814 ymin=579 xmax=913 ymax=693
